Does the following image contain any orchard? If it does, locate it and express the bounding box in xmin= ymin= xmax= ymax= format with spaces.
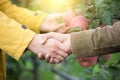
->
xmin=7 ymin=0 xmax=120 ymax=80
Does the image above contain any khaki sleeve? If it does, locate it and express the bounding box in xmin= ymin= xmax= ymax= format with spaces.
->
xmin=71 ymin=21 xmax=120 ymax=58
xmin=0 ymin=0 xmax=47 ymax=33
xmin=0 ymin=11 xmax=36 ymax=60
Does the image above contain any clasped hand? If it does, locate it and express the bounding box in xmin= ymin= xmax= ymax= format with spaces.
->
xmin=28 ymin=10 xmax=75 ymax=64
xmin=28 ymin=33 xmax=71 ymax=64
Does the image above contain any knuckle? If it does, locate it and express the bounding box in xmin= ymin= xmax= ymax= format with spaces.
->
xmin=60 ymin=57 xmax=64 ymax=61
xmin=51 ymin=49 xmax=56 ymax=53
xmin=48 ymin=54 xmax=52 ymax=57
xmin=46 ymin=54 xmax=51 ymax=60
xmin=64 ymin=53 xmax=68 ymax=57
xmin=66 ymin=48 xmax=71 ymax=53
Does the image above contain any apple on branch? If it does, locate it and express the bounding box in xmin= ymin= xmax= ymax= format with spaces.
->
xmin=77 ymin=56 xmax=98 ymax=68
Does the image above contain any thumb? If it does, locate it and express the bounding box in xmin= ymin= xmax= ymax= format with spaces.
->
xmin=40 ymin=37 xmax=48 ymax=44
xmin=56 ymin=26 xmax=70 ymax=33
xmin=53 ymin=23 xmax=66 ymax=31
xmin=40 ymin=34 xmax=51 ymax=44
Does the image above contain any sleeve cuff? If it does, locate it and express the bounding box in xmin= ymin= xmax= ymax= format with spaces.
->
xmin=13 ymin=29 xmax=36 ymax=60
xmin=71 ymin=30 xmax=96 ymax=58
xmin=34 ymin=11 xmax=47 ymax=33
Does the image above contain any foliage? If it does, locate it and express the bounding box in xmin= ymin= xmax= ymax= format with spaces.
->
xmin=7 ymin=0 xmax=120 ymax=80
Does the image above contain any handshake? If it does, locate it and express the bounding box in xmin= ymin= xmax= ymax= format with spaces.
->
xmin=28 ymin=10 xmax=88 ymax=64
xmin=28 ymin=32 xmax=71 ymax=64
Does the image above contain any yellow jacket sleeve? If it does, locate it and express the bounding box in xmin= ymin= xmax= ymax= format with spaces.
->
xmin=0 ymin=11 xmax=36 ymax=60
xmin=0 ymin=0 xmax=47 ymax=33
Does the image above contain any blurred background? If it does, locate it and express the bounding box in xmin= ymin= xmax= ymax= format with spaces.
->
xmin=7 ymin=0 xmax=120 ymax=80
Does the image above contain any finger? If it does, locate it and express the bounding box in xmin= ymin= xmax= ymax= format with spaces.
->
xmin=38 ymin=53 xmax=45 ymax=60
xmin=49 ymin=58 xmax=60 ymax=64
xmin=56 ymin=49 xmax=68 ymax=58
xmin=61 ymin=26 xmax=70 ymax=33
xmin=40 ymin=36 xmax=50 ymax=44
xmin=49 ymin=58 xmax=55 ymax=64
xmin=53 ymin=23 xmax=66 ymax=31
xmin=53 ymin=54 xmax=64 ymax=62
xmin=57 ymin=26 xmax=70 ymax=33
xmin=59 ymin=39 xmax=71 ymax=53
xmin=48 ymin=32 xmax=64 ymax=42
xmin=54 ymin=58 xmax=60 ymax=63
xmin=45 ymin=54 xmax=51 ymax=63
xmin=60 ymin=45 xmax=71 ymax=54
xmin=57 ymin=40 xmax=70 ymax=53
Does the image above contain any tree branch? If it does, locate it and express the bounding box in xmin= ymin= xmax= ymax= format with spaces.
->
xmin=51 ymin=68 xmax=79 ymax=80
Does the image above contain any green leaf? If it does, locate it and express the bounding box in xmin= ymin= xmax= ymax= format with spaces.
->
xmin=99 ymin=3 xmax=108 ymax=8
xmin=107 ymin=67 xmax=120 ymax=80
xmin=100 ymin=11 xmax=113 ymax=25
xmin=115 ymin=72 xmax=120 ymax=80
xmin=68 ymin=27 xmax=81 ymax=33
xmin=88 ymin=19 xmax=100 ymax=29
xmin=106 ymin=53 xmax=120 ymax=66
xmin=93 ymin=69 xmax=112 ymax=80
xmin=25 ymin=61 xmax=33 ymax=70
xmin=94 ymin=0 xmax=104 ymax=8
xmin=93 ymin=64 xmax=101 ymax=74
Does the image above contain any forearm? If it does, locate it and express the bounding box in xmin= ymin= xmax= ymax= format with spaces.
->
xmin=0 ymin=0 xmax=47 ymax=33
xmin=71 ymin=21 xmax=120 ymax=58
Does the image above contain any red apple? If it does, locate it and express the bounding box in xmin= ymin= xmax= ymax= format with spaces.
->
xmin=99 ymin=24 xmax=105 ymax=28
xmin=70 ymin=15 xmax=88 ymax=30
xmin=77 ymin=56 xmax=98 ymax=68
xmin=104 ymin=54 xmax=110 ymax=61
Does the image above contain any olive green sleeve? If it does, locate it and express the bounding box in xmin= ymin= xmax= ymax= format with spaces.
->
xmin=71 ymin=21 xmax=120 ymax=58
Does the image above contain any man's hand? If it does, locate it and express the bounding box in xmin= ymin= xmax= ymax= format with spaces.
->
xmin=41 ymin=38 xmax=69 ymax=63
xmin=27 ymin=34 xmax=69 ymax=63
xmin=40 ymin=10 xmax=76 ymax=33
xmin=39 ymin=32 xmax=71 ymax=63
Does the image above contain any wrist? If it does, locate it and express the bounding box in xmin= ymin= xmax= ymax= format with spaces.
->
xmin=67 ymin=34 xmax=71 ymax=53
xmin=27 ymin=34 xmax=42 ymax=54
xmin=27 ymin=34 xmax=37 ymax=51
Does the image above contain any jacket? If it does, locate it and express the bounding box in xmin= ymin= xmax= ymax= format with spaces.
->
xmin=0 ymin=0 xmax=46 ymax=79
xmin=71 ymin=21 xmax=120 ymax=58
